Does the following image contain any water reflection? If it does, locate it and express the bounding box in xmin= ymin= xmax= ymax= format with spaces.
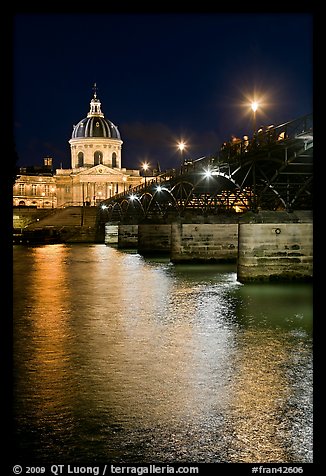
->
xmin=13 ymin=245 xmax=312 ymax=463
xmin=228 ymin=283 xmax=313 ymax=462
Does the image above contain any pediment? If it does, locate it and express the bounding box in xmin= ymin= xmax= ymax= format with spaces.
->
xmin=77 ymin=165 xmax=123 ymax=176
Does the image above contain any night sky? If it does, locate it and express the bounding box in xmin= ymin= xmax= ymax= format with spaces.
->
xmin=13 ymin=12 xmax=313 ymax=172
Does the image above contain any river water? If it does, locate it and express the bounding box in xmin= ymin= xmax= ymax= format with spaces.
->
xmin=12 ymin=244 xmax=313 ymax=464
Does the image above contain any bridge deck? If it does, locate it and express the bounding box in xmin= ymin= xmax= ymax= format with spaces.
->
xmin=99 ymin=114 xmax=312 ymax=223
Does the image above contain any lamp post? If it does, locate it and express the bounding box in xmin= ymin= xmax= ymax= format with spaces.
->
xmin=251 ymin=101 xmax=259 ymax=137
xmin=250 ymin=101 xmax=259 ymax=210
xmin=177 ymin=141 xmax=186 ymax=166
xmin=142 ymin=162 xmax=150 ymax=187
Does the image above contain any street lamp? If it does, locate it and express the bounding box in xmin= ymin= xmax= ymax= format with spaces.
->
xmin=141 ymin=161 xmax=150 ymax=187
xmin=177 ymin=141 xmax=186 ymax=165
xmin=251 ymin=101 xmax=259 ymax=136
xmin=204 ymin=167 xmax=213 ymax=179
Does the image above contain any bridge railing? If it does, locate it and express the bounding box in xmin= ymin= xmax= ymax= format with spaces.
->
xmin=217 ymin=113 xmax=313 ymax=163
xmin=101 ymin=156 xmax=214 ymax=204
xmin=100 ymin=113 xmax=312 ymax=205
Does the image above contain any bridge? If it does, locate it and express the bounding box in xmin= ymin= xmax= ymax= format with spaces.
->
xmin=98 ymin=114 xmax=313 ymax=283
xmin=16 ymin=114 xmax=313 ymax=283
xmin=99 ymin=114 xmax=312 ymax=223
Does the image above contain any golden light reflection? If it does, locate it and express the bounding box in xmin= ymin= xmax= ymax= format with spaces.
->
xmin=14 ymin=246 xmax=311 ymax=462
xmin=69 ymin=248 xmax=236 ymax=429
xmin=73 ymin=248 xmax=198 ymax=424
xmin=228 ymin=330 xmax=292 ymax=462
xmin=21 ymin=245 xmax=72 ymax=416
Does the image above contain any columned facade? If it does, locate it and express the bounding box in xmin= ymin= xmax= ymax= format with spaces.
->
xmin=13 ymin=86 xmax=142 ymax=208
xmin=69 ymin=138 xmax=122 ymax=170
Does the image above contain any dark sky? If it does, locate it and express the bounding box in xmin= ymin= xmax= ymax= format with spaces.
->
xmin=13 ymin=12 xmax=313 ymax=172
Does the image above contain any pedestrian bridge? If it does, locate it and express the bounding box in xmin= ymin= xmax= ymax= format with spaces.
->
xmin=99 ymin=114 xmax=312 ymax=224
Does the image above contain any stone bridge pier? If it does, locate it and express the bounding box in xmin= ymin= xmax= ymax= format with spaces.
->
xmin=104 ymin=210 xmax=313 ymax=283
xmin=237 ymin=211 xmax=313 ymax=282
xmin=170 ymin=215 xmax=239 ymax=263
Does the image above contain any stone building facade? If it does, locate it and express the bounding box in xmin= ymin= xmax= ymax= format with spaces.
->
xmin=13 ymin=88 xmax=142 ymax=208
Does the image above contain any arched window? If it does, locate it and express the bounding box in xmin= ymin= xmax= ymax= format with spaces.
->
xmin=94 ymin=150 xmax=103 ymax=165
xmin=112 ymin=152 xmax=117 ymax=168
xmin=77 ymin=152 xmax=84 ymax=167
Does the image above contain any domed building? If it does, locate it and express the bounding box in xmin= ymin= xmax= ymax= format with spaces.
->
xmin=69 ymin=88 xmax=122 ymax=169
xmin=13 ymin=86 xmax=142 ymax=208
xmin=55 ymin=86 xmax=142 ymax=207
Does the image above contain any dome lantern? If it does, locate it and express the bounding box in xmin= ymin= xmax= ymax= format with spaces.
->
xmin=87 ymin=83 xmax=104 ymax=118
xmin=71 ymin=85 xmax=121 ymax=140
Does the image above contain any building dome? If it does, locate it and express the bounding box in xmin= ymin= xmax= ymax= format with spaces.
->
xmin=72 ymin=116 xmax=121 ymax=139
xmin=71 ymin=87 xmax=121 ymax=140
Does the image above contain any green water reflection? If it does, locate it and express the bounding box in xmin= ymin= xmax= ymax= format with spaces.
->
xmin=13 ymin=245 xmax=313 ymax=464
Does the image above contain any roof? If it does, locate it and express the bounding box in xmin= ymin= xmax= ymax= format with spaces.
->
xmin=71 ymin=90 xmax=121 ymax=140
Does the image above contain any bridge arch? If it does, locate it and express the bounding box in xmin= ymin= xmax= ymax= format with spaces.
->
xmin=98 ymin=114 xmax=312 ymax=220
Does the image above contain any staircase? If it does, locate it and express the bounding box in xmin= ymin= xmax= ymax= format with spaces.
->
xmin=19 ymin=207 xmax=103 ymax=244
xmin=25 ymin=206 xmax=97 ymax=227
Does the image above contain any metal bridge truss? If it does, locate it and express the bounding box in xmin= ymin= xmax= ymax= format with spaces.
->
xmin=100 ymin=114 xmax=312 ymax=223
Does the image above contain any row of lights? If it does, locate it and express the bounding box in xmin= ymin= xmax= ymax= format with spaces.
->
xmin=140 ymin=139 xmax=186 ymax=177
xmin=101 ymin=168 xmax=216 ymax=210
xmin=139 ymin=101 xmax=259 ymax=173
xmin=175 ymin=101 xmax=260 ymax=160
xmin=100 ymin=101 xmax=260 ymax=211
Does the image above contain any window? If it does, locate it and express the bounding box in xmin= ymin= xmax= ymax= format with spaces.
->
xmin=19 ymin=183 xmax=25 ymax=195
xmin=94 ymin=150 xmax=103 ymax=165
xmin=112 ymin=152 xmax=117 ymax=167
xmin=32 ymin=185 xmax=37 ymax=196
xmin=78 ymin=152 xmax=84 ymax=167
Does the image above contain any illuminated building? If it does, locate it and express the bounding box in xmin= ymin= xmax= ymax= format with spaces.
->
xmin=13 ymin=87 xmax=142 ymax=208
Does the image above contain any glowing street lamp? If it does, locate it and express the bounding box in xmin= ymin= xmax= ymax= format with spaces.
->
xmin=177 ymin=141 xmax=186 ymax=152
xmin=204 ymin=168 xmax=213 ymax=179
xmin=141 ymin=161 xmax=150 ymax=187
xmin=251 ymin=101 xmax=259 ymax=136
xmin=177 ymin=141 xmax=186 ymax=165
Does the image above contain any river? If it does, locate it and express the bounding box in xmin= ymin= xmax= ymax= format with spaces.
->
xmin=12 ymin=244 xmax=313 ymax=464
